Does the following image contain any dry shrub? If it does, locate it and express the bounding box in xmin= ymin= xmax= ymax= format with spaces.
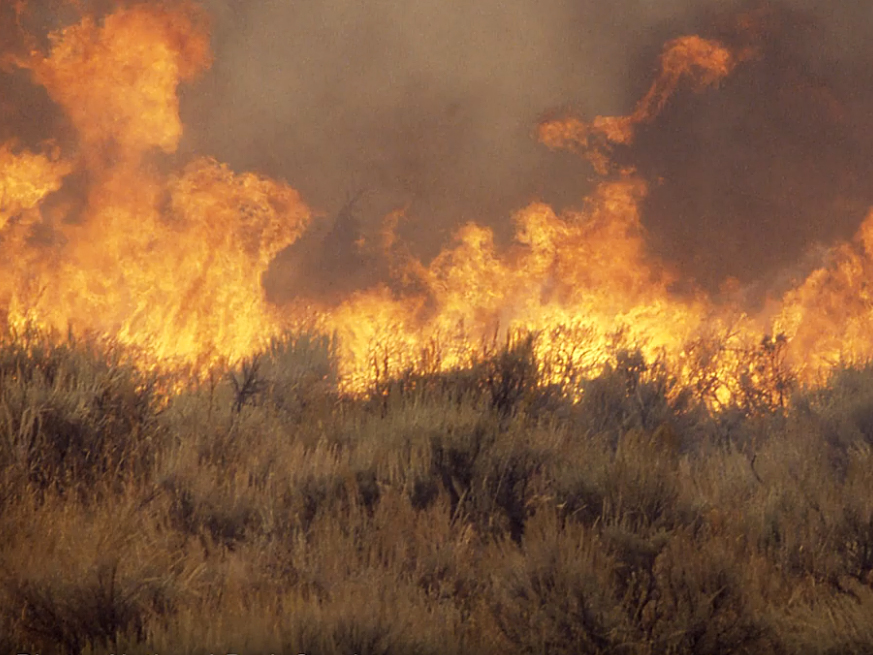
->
xmin=0 ymin=491 xmax=203 ymax=655
xmin=547 ymin=426 xmax=690 ymax=532
xmin=8 ymin=328 xmax=873 ymax=653
xmin=483 ymin=509 xmax=632 ymax=654
xmin=639 ymin=531 xmax=774 ymax=655
xmin=0 ymin=331 xmax=162 ymax=500
xmin=779 ymin=577 xmax=873 ymax=655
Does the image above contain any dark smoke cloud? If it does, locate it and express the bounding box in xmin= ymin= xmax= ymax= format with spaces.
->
xmin=621 ymin=1 xmax=873 ymax=300
xmin=0 ymin=2 xmax=71 ymax=150
xmin=3 ymin=1 xmax=873 ymax=307
xmin=178 ymin=0 xmax=873 ymax=305
xmin=180 ymin=0 xmax=708 ymax=301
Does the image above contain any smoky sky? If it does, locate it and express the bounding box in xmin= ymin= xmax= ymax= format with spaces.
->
xmin=180 ymin=0 xmax=623 ymax=244
xmin=623 ymin=2 xmax=873 ymax=299
xmin=3 ymin=0 xmax=873 ymax=304
xmin=177 ymin=0 xmax=873 ymax=303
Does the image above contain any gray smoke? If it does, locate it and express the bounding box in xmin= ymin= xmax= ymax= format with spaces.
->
xmin=178 ymin=0 xmax=873 ymax=304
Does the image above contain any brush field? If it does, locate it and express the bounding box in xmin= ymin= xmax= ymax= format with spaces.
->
xmin=3 ymin=329 xmax=873 ymax=654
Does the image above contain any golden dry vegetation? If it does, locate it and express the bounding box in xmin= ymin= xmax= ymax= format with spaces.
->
xmin=4 ymin=328 xmax=873 ymax=654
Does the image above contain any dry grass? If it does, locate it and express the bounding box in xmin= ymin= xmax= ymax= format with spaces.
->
xmin=3 ymin=328 xmax=873 ymax=654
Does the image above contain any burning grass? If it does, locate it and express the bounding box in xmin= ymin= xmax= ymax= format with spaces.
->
xmin=3 ymin=328 xmax=873 ymax=654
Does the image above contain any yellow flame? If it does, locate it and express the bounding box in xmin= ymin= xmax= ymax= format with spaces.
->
xmin=2 ymin=3 xmax=309 ymax=369
xmin=0 ymin=1 xmax=870 ymax=407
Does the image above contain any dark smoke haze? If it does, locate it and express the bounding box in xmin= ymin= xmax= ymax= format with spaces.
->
xmin=3 ymin=0 xmax=873 ymax=305
xmin=179 ymin=0 xmax=873 ymax=305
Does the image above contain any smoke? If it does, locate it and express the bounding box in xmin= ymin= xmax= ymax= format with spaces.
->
xmin=623 ymin=1 xmax=873 ymax=299
xmin=176 ymin=0 xmax=873 ymax=305
xmin=4 ymin=0 xmax=873 ymax=306
xmin=180 ymin=0 xmax=713 ymax=301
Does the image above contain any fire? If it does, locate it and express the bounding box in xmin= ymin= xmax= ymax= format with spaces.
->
xmin=310 ymin=34 xmax=754 ymax=392
xmin=539 ymin=36 xmax=748 ymax=173
xmin=0 ymin=1 xmax=870 ymax=404
xmin=313 ymin=174 xmax=717 ymax=392
xmin=1 ymin=2 xmax=310 ymax=367
xmin=23 ymin=4 xmax=211 ymax=158
xmin=776 ymin=210 xmax=873 ymax=378
xmin=0 ymin=143 xmax=71 ymax=231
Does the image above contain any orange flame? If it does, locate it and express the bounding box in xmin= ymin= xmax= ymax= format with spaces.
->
xmin=776 ymin=210 xmax=873 ymax=377
xmin=312 ymin=174 xmax=719 ymax=391
xmin=539 ymin=36 xmax=744 ymax=172
xmin=22 ymin=4 xmax=211 ymax=159
xmin=2 ymin=3 xmax=310 ymax=367
xmin=0 ymin=1 xmax=870 ymax=405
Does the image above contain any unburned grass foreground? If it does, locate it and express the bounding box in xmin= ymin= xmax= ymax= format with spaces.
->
xmin=3 ymin=329 xmax=873 ymax=654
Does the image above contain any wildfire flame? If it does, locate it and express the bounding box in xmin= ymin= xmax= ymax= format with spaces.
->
xmin=539 ymin=36 xmax=750 ymax=173
xmin=1 ymin=3 xmax=310 ymax=367
xmin=0 ymin=1 xmax=868 ymax=402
